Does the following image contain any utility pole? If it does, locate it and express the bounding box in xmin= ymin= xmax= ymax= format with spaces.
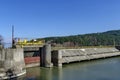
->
xmin=12 ymin=25 xmax=15 ymax=48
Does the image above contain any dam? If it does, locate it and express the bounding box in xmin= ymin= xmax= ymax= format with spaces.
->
xmin=22 ymin=45 xmax=120 ymax=68
xmin=1 ymin=43 xmax=120 ymax=79
xmin=14 ymin=37 xmax=120 ymax=68
xmin=52 ymin=47 xmax=120 ymax=67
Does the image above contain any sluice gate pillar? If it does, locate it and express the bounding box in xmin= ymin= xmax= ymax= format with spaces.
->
xmin=40 ymin=44 xmax=53 ymax=68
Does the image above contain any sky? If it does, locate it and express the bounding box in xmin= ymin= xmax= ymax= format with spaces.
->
xmin=0 ymin=0 xmax=120 ymax=43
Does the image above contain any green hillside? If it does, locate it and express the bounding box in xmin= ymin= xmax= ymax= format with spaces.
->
xmin=38 ymin=30 xmax=120 ymax=47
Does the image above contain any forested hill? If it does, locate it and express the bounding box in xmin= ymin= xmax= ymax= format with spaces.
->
xmin=38 ymin=30 xmax=120 ymax=47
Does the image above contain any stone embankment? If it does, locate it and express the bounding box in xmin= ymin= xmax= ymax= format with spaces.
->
xmin=52 ymin=48 xmax=120 ymax=67
xmin=0 ymin=48 xmax=26 ymax=79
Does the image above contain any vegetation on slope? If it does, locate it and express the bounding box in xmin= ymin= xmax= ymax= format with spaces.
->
xmin=37 ymin=30 xmax=120 ymax=47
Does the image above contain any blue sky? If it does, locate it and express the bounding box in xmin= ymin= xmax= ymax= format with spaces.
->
xmin=0 ymin=0 xmax=120 ymax=43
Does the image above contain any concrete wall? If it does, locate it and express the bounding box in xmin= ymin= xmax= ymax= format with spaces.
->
xmin=0 ymin=49 xmax=5 ymax=68
xmin=24 ymin=57 xmax=40 ymax=68
xmin=0 ymin=48 xmax=26 ymax=79
xmin=23 ymin=47 xmax=40 ymax=57
xmin=40 ymin=44 xmax=53 ymax=67
xmin=52 ymin=48 xmax=120 ymax=67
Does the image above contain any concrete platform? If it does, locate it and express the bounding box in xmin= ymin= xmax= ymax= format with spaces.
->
xmin=0 ymin=48 xmax=26 ymax=79
xmin=52 ymin=48 xmax=120 ymax=67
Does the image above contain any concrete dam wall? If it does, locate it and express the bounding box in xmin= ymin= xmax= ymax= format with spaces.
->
xmin=52 ymin=48 xmax=120 ymax=67
xmin=0 ymin=48 xmax=26 ymax=79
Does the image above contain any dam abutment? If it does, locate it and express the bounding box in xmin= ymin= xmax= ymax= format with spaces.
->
xmin=0 ymin=48 xmax=26 ymax=79
xmin=51 ymin=48 xmax=120 ymax=67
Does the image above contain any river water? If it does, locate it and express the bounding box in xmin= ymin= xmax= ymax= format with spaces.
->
xmin=19 ymin=57 xmax=120 ymax=80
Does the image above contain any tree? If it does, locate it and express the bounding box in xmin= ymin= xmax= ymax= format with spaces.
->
xmin=0 ymin=35 xmax=4 ymax=46
xmin=38 ymin=30 xmax=120 ymax=47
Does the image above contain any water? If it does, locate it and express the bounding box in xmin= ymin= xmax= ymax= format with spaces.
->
xmin=21 ymin=57 xmax=120 ymax=80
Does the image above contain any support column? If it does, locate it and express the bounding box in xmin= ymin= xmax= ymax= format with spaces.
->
xmin=40 ymin=44 xmax=53 ymax=68
xmin=51 ymin=50 xmax=62 ymax=67
xmin=57 ymin=50 xmax=62 ymax=67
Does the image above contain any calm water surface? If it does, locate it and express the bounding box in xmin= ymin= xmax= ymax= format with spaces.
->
xmin=20 ymin=57 xmax=120 ymax=80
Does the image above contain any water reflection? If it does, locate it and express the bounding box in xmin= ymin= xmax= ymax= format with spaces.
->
xmin=23 ymin=67 xmax=63 ymax=80
xmin=25 ymin=67 xmax=40 ymax=80
xmin=17 ymin=57 xmax=120 ymax=80
xmin=39 ymin=68 xmax=52 ymax=80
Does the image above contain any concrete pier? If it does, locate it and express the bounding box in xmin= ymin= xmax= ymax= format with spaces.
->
xmin=0 ymin=48 xmax=26 ymax=79
xmin=52 ymin=48 xmax=120 ymax=67
xmin=40 ymin=44 xmax=53 ymax=68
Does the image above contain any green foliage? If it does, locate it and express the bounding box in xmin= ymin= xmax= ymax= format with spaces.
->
xmin=38 ymin=30 xmax=120 ymax=46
